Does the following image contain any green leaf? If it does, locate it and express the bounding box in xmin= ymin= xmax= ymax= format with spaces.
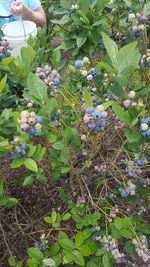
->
xmin=51 ymin=15 xmax=70 ymax=24
xmin=21 ymin=46 xmax=36 ymax=67
xmin=60 ymin=0 xmax=71 ymax=9
xmin=63 ymin=213 xmax=71 ymax=221
xmin=96 ymin=248 xmax=106 ymax=256
xmin=115 ymin=42 xmax=138 ymax=75
xmin=102 ymin=252 xmax=114 ymax=267
xmin=76 ymin=32 xmax=87 ymax=48
xmin=125 ymin=129 xmax=141 ymax=143
xmin=120 ymin=229 xmax=132 ymax=238
xmin=49 ymin=243 xmax=60 ymax=257
xmin=0 ymin=75 xmax=7 ymax=93
xmin=79 ymin=244 xmax=92 ymax=256
xmin=112 ymin=103 xmax=131 ymax=126
xmin=75 ymin=232 xmax=84 ymax=245
xmin=102 ymin=32 xmax=118 ymax=65
xmin=72 ymin=250 xmax=85 ymax=266
xmin=0 ymin=179 xmax=5 ymax=196
xmin=42 ymin=259 xmax=56 ymax=266
xmin=27 ymin=247 xmax=43 ymax=260
xmin=23 ymin=176 xmax=34 ymax=186
xmin=97 ymin=62 xmax=115 ymax=73
xmin=24 ymin=158 xmax=38 ymax=172
xmin=58 ymin=239 xmax=74 ymax=250
xmin=0 ymin=197 xmax=18 ymax=207
xmin=26 ymin=258 xmax=39 ymax=267
xmin=114 ymin=217 xmax=131 ymax=230
xmin=42 ymin=98 xmax=58 ymax=117
xmin=27 ymin=73 xmax=47 ymax=105
xmin=53 ymin=141 xmax=64 ymax=150
xmin=63 ymin=252 xmax=74 ymax=264
xmin=51 ymin=49 xmax=61 ymax=68
xmin=8 ymin=256 xmax=16 ymax=266
xmin=143 ymin=2 xmax=150 ymax=16
xmin=83 ymin=88 xmax=93 ymax=108
xmin=11 ymin=158 xmax=24 ymax=168
xmin=79 ymin=0 xmax=90 ymax=12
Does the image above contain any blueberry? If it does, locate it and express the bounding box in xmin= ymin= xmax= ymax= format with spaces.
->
xmin=28 ymin=128 xmax=36 ymax=135
xmin=92 ymin=110 xmax=102 ymax=120
xmin=96 ymin=100 xmax=102 ymax=105
xmin=109 ymin=193 xmax=114 ymax=198
xmin=135 ymin=32 xmax=141 ymax=38
xmin=94 ymin=124 xmax=101 ymax=131
xmin=75 ymin=60 xmax=83 ymax=69
xmin=36 ymin=116 xmax=43 ymax=124
xmin=10 ymin=141 xmax=17 ymax=145
xmin=53 ymin=78 xmax=60 ymax=86
xmin=146 ymin=155 xmax=150 ymax=161
xmin=21 ymin=144 xmax=28 ymax=151
xmin=86 ymin=107 xmax=94 ymax=114
xmin=136 ymin=159 xmax=145 ymax=166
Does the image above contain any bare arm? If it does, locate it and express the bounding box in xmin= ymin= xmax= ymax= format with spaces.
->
xmin=10 ymin=1 xmax=46 ymax=27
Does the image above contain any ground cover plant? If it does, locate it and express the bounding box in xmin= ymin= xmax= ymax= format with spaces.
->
xmin=0 ymin=0 xmax=150 ymax=266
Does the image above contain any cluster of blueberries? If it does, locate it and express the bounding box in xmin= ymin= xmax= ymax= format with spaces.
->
xmin=83 ymin=105 xmax=107 ymax=131
xmin=139 ymin=48 xmax=150 ymax=69
xmin=9 ymin=138 xmax=28 ymax=158
xmin=0 ymin=40 xmax=11 ymax=60
xmin=93 ymin=234 xmax=126 ymax=264
xmin=140 ymin=117 xmax=150 ymax=138
xmin=18 ymin=110 xmax=43 ymax=135
xmin=34 ymin=234 xmax=48 ymax=251
xmin=35 ymin=65 xmax=60 ymax=98
xmin=74 ymin=57 xmax=97 ymax=80
xmin=19 ymin=87 xmax=36 ymax=108
xmin=119 ymin=180 xmax=136 ymax=197
xmin=128 ymin=12 xmax=148 ymax=39
xmin=132 ymin=235 xmax=150 ymax=262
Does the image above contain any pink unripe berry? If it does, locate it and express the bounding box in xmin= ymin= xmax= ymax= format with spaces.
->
xmin=128 ymin=91 xmax=135 ymax=98
xmin=36 ymin=67 xmax=42 ymax=73
xmin=138 ymin=25 xmax=145 ymax=31
xmin=82 ymin=56 xmax=90 ymax=63
xmin=18 ymin=117 xmax=27 ymax=124
xmin=30 ymin=112 xmax=35 ymax=117
xmin=101 ymin=111 xmax=108 ymax=118
xmin=86 ymin=74 xmax=93 ymax=80
xmin=21 ymin=123 xmax=30 ymax=132
xmin=14 ymin=137 xmax=19 ymax=142
xmin=35 ymin=123 xmax=42 ymax=130
xmin=132 ymin=26 xmax=138 ymax=32
xmin=96 ymin=105 xmax=104 ymax=112
xmin=20 ymin=110 xmax=29 ymax=117
xmin=27 ymin=103 xmax=33 ymax=108
xmin=1 ymin=40 xmax=9 ymax=47
xmin=81 ymin=134 xmax=87 ymax=141
xmin=52 ymin=69 xmax=58 ymax=76
xmin=28 ymin=117 xmax=36 ymax=125
xmin=0 ymin=46 xmax=5 ymax=53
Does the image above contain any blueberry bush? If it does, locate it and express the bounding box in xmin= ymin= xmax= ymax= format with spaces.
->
xmin=0 ymin=0 xmax=150 ymax=266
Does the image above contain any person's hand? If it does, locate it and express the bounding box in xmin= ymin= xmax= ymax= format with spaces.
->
xmin=10 ymin=0 xmax=24 ymax=17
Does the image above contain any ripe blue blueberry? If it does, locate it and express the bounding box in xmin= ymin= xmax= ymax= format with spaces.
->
xmin=28 ymin=128 xmax=36 ymax=135
xmin=21 ymin=144 xmax=28 ymax=151
xmin=36 ymin=116 xmax=43 ymax=124
xmin=135 ymin=32 xmax=141 ymax=38
xmin=136 ymin=159 xmax=144 ymax=166
xmin=75 ymin=60 xmax=83 ymax=69
xmin=53 ymin=78 xmax=60 ymax=86
xmin=86 ymin=107 xmax=95 ymax=114
xmin=92 ymin=110 xmax=102 ymax=120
